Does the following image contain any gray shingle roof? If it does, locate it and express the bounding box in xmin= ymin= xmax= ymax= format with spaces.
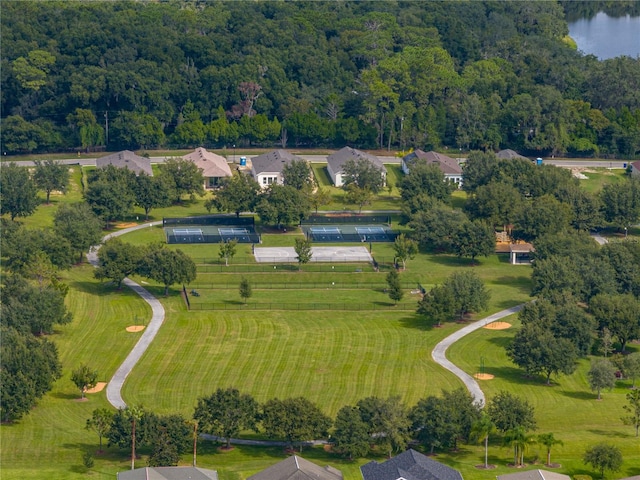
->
xmin=326 ymin=147 xmax=385 ymax=174
xmin=360 ymin=449 xmax=463 ymax=480
xmin=116 ymin=467 xmax=218 ymax=480
xmin=251 ymin=150 xmax=301 ymax=175
xmin=182 ymin=147 xmax=232 ymax=178
xmin=496 ymin=149 xmax=529 ymax=160
xmin=496 ymin=469 xmax=571 ymax=480
xmin=248 ymin=455 xmax=343 ymax=480
xmin=96 ymin=150 xmax=153 ymax=176
xmin=402 ymin=150 xmax=461 ymax=175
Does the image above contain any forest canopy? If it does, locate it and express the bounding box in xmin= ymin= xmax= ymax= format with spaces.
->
xmin=1 ymin=1 xmax=639 ymax=157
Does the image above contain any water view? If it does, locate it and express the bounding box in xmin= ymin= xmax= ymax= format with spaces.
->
xmin=568 ymin=11 xmax=640 ymax=60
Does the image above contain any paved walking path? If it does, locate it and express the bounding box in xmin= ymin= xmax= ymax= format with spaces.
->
xmin=431 ymin=304 xmax=525 ymax=407
xmin=87 ymin=221 xmax=165 ymax=409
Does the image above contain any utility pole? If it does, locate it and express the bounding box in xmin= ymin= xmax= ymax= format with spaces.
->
xmin=104 ymin=111 xmax=109 ymax=146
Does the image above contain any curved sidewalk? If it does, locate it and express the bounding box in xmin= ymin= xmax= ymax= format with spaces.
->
xmin=87 ymin=221 xmax=165 ymax=409
xmin=431 ymin=304 xmax=525 ymax=407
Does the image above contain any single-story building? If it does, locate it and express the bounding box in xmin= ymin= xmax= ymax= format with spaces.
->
xmin=401 ymin=150 xmax=463 ymax=186
xmin=496 ymin=469 xmax=570 ymax=480
xmin=182 ymin=147 xmax=232 ymax=188
xmin=117 ymin=467 xmax=218 ymax=480
xmin=326 ymin=147 xmax=386 ymax=188
xmin=630 ymin=160 xmax=640 ymax=178
xmin=496 ymin=149 xmax=529 ymax=161
xmin=251 ymin=150 xmax=302 ymax=188
xmin=248 ymin=455 xmax=343 ymax=480
xmin=360 ymin=449 xmax=463 ymax=480
xmin=509 ymin=243 xmax=535 ymax=265
xmin=96 ymin=150 xmax=153 ymax=176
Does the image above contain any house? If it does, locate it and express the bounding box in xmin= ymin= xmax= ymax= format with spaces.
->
xmin=182 ymin=147 xmax=232 ymax=188
xmin=496 ymin=149 xmax=529 ymax=161
xmin=326 ymin=147 xmax=386 ymax=187
xmin=360 ymin=449 xmax=463 ymax=480
xmin=248 ymin=455 xmax=343 ymax=480
xmin=401 ymin=150 xmax=463 ymax=186
xmin=630 ymin=160 xmax=640 ymax=178
xmin=496 ymin=469 xmax=571 ymax=480
xmin=251 ymin=150 xmax=302 ymax=188
xmin=116 ymin=467 xmax=218 ymax=480
xmin=96 ymin=150 xmax=153 ymax=176
xmin=509 ymin=243 xmax=535 ymax=265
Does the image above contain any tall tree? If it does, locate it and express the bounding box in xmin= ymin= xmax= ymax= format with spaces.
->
xmin=86 ymin=408 xmax=114 ymax=453
xmin=133 ymin=173 xmax=174 ymax=220
xmin=357 ymin=396 xmax=411 ymax=458
xmin=84 ymin=165 xmax=136 ymax=227
xmin=622 ymin=389 xmax=640 ymax=437
xmin=0 ymin=163 xmax=39 ymax=220
xmin=342 ymin=158 xmax=385 ymax=194
xmin=208 ymin=171 xmax=261 ymax=217
xmin=400 ymin=162 xmax=455 ymax=204
xmin=590 ymin=293 xmax=640 ymax=353
xmin=583 ymin=443 xmax=623 ymax=480
xmin=470 ymin=412 xmax=497 ymax=469
xmin=537 ymin=432 xmax=563 ymax=467
xmin=392 ymin=234 xmax=418 ymax=270
xmin=416 ymin=284 xmax=457 ymax=327
xmin=294 ymin=237 xmax=313 ymax=270
xmin=94 ymin=238 xmax=143 ymax=289
xmin=600 ymin=179 xmax=640 ymax=231
xmin=452 ymin=220 xmax=495 ymax=262
xmin=33 ymin=160 xmax=69 ymax=204
xmin=255 ymin=184 xmax=310 ymax=228
xmin=386 ymin=269 xmax=403 ymax=304
xmin=332 ymin=405 xmax=371 ymax=460
xmin=193 ymin=388 xmax=259 ymax=448
xmin=282 ymin=159 xmax=314 ymax=191
xmin=587 ymin=359 xmax=617 ymax=401
xmin=138 ymin=245 xmax=197 ymax=296
xmin=161 ymin=158 xmax=205 ymax=203
xmin=53 ymin=203 xmax=103 ymax=263
xmin=444 ymin=270 xmax=490 ymax=320
xmin=71 ymin=364 xmax=99 ymax=399
xmin=487 ymin=391 xmax=536 ymax=433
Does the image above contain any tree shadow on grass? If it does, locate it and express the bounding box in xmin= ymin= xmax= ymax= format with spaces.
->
xmin=399 ymin=313 xmax=437 ymax=331
xmin=51 ymin=391 xmax=80 ymax=400
xmin=588 ymin=429 xmax=633 ymax=438
xmin=426 ymin=255 xmax=478 ymax=268
xmin=559 ymin=390 xmax=596 ymax=401
xmin=481 ymin=365 xmax=548 ymax=386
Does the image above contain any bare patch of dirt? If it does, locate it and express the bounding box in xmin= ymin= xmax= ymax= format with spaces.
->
xmin=474 ymin=373 xmax=495 ymax=380
xmin=115 ymin=222 xmax=138 ymax=229
xmin=126 ymin=325 xmax=145 ymax=332
xmin=85 ymin=382 xmax=107 ymax=394
xmin=483 ymin=322 xmax=511 ymax=330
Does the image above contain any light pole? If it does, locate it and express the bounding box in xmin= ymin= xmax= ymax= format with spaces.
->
xmin=233 ymin=144 xmax=236 ymax=164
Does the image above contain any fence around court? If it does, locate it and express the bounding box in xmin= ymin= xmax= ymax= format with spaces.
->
xmin=188 ymin=281 xmax=421 ymax=290
xmin=194 ymin=256 xmax=399 ymax=273
xmin=302 ymin=213 xmax=391 ymax=225
xmin=163 ymin=214 xmax=255 ymax=226
xmin=188 ymin=302 xmax=417 ymax=311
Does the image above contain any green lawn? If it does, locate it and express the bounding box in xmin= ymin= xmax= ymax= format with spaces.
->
xmin=577 ymin=168 xmax=629 ymax=194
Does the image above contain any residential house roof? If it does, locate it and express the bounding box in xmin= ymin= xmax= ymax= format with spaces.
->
xmin=403 ymin=150 xmax=462 ymax=175
xmin=496 ymin=149 xmax=529 ymax=160
xmin=251 ymin=150 xmax=301 ymax=175
xmin=509 ymin=243 xmax=535 ymax=253
xmin=96 ymin=150 xmax=153 ymax=176
xmin=496 ymin=469 xmax=571 ymax=480
xmin=327 ymin=147 xmax=385 ymax=173
xmin=360 ymin=449 xmax=463 ymax=480
xmin=630 ymin=160 xmax=640 ymax=172
xmin=116 ymin=467 xmax=218 ymax=480
xmin=182 ymin=147 xmax=232 ymax=178
xmin=248 ymin=455 xmax=343 ymax=480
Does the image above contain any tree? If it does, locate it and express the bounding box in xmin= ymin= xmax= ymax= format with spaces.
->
xmin=193 ymin=388 xmax=259 ymax=448
xmin=283 ymin=159 xmax=313 ymax=191
xmin=53 ymin=202 xmax=104 ymax=263
xmin=161 ymin=158 xmax=205 ymax=203
xmin=33 ymin=160 xmax=69 ymax=204
xmin=342 ymin=158 xmax=385 ymax=194
xmin=537 ymin=432 xmax=563 ymax=466
xmin=84 ymin=165 xmax=137 ymax=227
xmin=148 ymin=428 xmax=180 ymax=467
xmin=309 ymin=187 xmax=332 ymax=213
xmin=393 ymin=234 xmax=418 ymax=270
xmin=583 ymin=443 xmax=623 ymax=479
xmin=587 ymin=358 xmax=617 ymax=400
xmin=512 ymin=195 xmax=572 ymax=242
xmin=503 ymin=426 xmax=535 ymax=467
xmin=444 ymin=270 xmax=490 ymax=320
xmin=294 ymin=237 xmax=313 ymax=270
xmin=94 ymin=238 xmax=143 ymax=289
xmin=487 ymin=391 xmax=537 ymax=433
xmin=409 ymin=203 xmax=468 ymax=252
xmin=255 ymin=184 xmax=310 ymax=228
xmin=386 ymin=269 xmax=403 ymax=304
xmin=506 ymin=323 xmax=578 ymax=384
xmin=71 ymin=364 xmax=98 ymax=399
xmin=0 ymin=326 xmax=61 ymax=422
xmin=261 ymin=397 xmax=332 ymax=452
xmin=86 ymin=408 xmax=114 ymax=453
xmin=239 ymin=277 xmax=252 ymax=304
xmin=133 ymin=173 xmax=174 ymax=220
xmin=332 ymin=405 xmax=370 ymax=460
xmin=400 ymin=162 xmax=455 ymax=204
xmin=416 ymin=285 xmax=457 ymax=327
xmin=470 ymin=412 xmax=497 ymax=469
xmin=462 ymin=151 xmax=498 ymax=192
xmin=344 ymin=184 xmax=374 ymax=213
xmin=590 ymin=293 xmax=640 ymax=353
xmin=623 ymin=352 xmax=640 ymax=389
xmin=357 ymin=396 xmax=411 ymax=458
xmin=218 ymin=239 xmax=238 ymax=266
xmin=138 ymin=245 xmax=197 ymax=296
xmin=452 ymin=220 xmax=495 ymax=262
xmin=622 ymin=389 xmax=640 ymax=437
xmin=465 ymin=181 xmax=523 ymax=229
xmin=0 ymin=163 xmax=39 ymax=220
xmin=600 ymin=179 xmax=640 ymax=231
xmin=209 ymin=171 xmax=260 ymax=217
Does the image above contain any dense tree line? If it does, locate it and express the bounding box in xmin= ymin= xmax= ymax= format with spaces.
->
xmin=2 ymin=1 xmax=639 ymax=157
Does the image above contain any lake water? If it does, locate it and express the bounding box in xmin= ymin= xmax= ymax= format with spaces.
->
xmin=568 ymin=12 xmax=640 ymax=60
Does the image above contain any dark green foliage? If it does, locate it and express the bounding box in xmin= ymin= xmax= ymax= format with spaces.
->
xmin=0 ymin=163 xmax=39 ymax=220
xmin=465 ymin=181 xmax=522 ymax=229
xmin=53 ymin=202 xmax=104 ymax=263
xmin=416 ymin=284 xmax=457 ymax=326
xmin=86 ymin=408 xmax=114 ymax=453
xmin=193 ymin=388 xmax=259 ymax=448
xmin=332 ymin=406 xmax=370 ymax=460
xmin=487 ymin=391 xmax=537 ymax=433
xmin=239 ymin=277 xmax=252 ymax=304
xmin=282 ymin=159 xmax=314 ymax=191
xmin=513 ymin=195 xmax=572 ymax=242
xmin=2 ymin=225 xmax=75 ymax=273
xmin=0 ymin=326 xmax=62 ymax=422
xmin=84 ymin=165 xmax=137 ymax=226
xmin=294 ymin=237 xmax=313 ymax=268
xmin=600 ymin=179 xmax=640 ymax=230
xmin=583 ymin=443 xmax=623 ymax=479
xmin=255 ymin=185 xmax=310 ymax=227
xmin=452 ymin=220 xmax=495 ymax=261
xmin=400 ymin=162 xmax=455 ymax=204
xmin=587 ymin=359 xmax=617 ymax=400
xmin=33 ymin=160 xmax=69 ymax=204
xmin=462 ymin=151 xmax=499 ymax=192
xmin=444 ymin=270 xmax=490 ymax=320
xmin=590 ymin=293 xmax=640 ymax=352
xmin=386 ymin=269 xmax=404 ymax=304
xmin=356 ymin=396 xmax=411 ymax=458
xmin=261 ymin=397 xmax=332 ymax=451
xmin=94 ymin=238 xmax=144 ymax=289
xmin=148 ymin=429 xmax=179 ymax=467
xmin=137 ymin=245 xmax=197 ymax=296
xmin=133 ymin=173 xmax=174 ymax=220
xmin=409 ymin=202 xmax=468 ymax=252
xmin=71 ymin=364 xmax=98 ymax=399
xmin=342 ymin=158 xmax=385 ymax=194
xmin=161 ymin=158 xmax=205 ymax=203
xmin=207 ymin=172 xmax=261 ymax=217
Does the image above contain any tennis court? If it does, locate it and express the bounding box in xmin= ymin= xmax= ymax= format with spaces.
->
xmin=165 ymin=225 xmax=261 ymax=244
xmin=301 ymin=224 xmax=397 ymax=242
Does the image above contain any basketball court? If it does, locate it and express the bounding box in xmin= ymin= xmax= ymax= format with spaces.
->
xmin=254 ymin=246 xmax=373 ymax=263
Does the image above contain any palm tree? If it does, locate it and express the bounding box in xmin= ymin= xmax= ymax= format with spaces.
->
xmin=537 ymin=432 xmax=563 ymax=466
xmin=503 ymin=426 xmax=535 ymax=467
xmin=470 ymin=412 xmax=497 ymax=469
